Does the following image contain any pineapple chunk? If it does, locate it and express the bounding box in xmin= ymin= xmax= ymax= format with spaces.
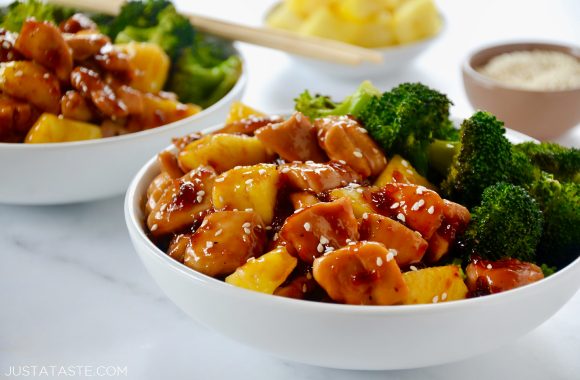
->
xmin=178 ymin=133 xmax=273 ymax=173
xmin=403 ymin=265 xmax=468 ymax=304
xmin=226 ymin=246 xmax=297 ymax=294
xmin=266 ymin=3 xmax=305 ymax=31
xmin=25 ymin=114 xmax=102 ymax=143
xmin=287 ymin=0 xmax=335 ymax=17
xmin=374 ymin=154 xmax=435 ymax=189
xmin=225 ymin=101 xmax=265 ymax=124
xmin=117 ymin=42 xmax=170 ymax=94
xmin=212 ymin=164 xmax=279 ymax=224
xmin=298 ymin=7 xmax=358 ymax=44
xmin=393 ymin=0 xmax=441 ymax=44
xmin=328 ymin=185 xmax=374 ymax=218
xmin=337 ymin=0 xmax=385 ymax=23
xmin=351 ymin=12 xmax=396 ymax=48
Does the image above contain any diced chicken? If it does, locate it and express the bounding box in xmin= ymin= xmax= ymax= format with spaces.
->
xmin=274 ymin=271 xmax=319 ymax=299
xmin=0 ymin=29 xmax=22 ymax=63
xmin=0 ymin=94 xmax=38 ymax=142
xmin=60 ymin=90 xmax=96 ymax=122
xmin=255 ymin=112 xmax=327 ymax=162
xmin=15 ymin=20 xmax=73 ymax=82
xmin=157 ymin=150 xmax=184 ymax=180
xmin=218 ymin=115 xmax=283 ymax=135
xmin=147 ymin=166 xmax=216 ymax=237
xmin=279 ymin=160 xmax=362 ymax=193
xmin=183 ymin=211 xmax=267 ymax=277
xmin=70 ymin=66 xmax=128 ymax=118
xmin=359 ymin=213 xmax=428 ymax=267
xmin=278 ymin=197 xmax=359 ymax=263
xmin=370 ymin=183 xmax=444 ymax=240
xmin=59 ymin=13 xmax=99 ymax=33
xmin=315 ymin=115 xmax=387 ymax=177
xmin=64 ymin=32 xmax=110 ymax=61
xmin=466 ymin=258 xmax=544 ymax=296
xmin=425 ymin=200 xmax=471 ymax=263
xmin=0 ymin=61 xmax=61 ymax=114
xmin=313 ymin=241 xmax=408 ymax=305
xmin=289 ymin=191 xmax=320 ymax=210
xmin=146 ymin=172 xmax=173 ymax=215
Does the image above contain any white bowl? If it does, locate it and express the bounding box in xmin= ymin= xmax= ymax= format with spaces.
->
xmin=265 ymin=6 xmax=444 ymax=79
xmin=124 ymin=123 xmax=580 ymax=370
xmin=0 ymin=51 xmax=246 ymax=205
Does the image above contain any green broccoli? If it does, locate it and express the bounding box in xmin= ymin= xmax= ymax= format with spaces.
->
xmin=513 ymin=142 xmax=580 ymax=183
xmin=168 ymin=43 xmax=242 ymax=108
xmin=529 ymin=174 xmax=580 ymax=267
xmin=0 ymin=0 xmax=74 ymax=32
xmin=294 ymin=80 xmax=381 ymax=120
xmin=463 ymin=182 xmax=544 ymax=262
xmin=111 ymin=0 xmax=194 ymax=59
xmin=440 ymin=111 xmax=513 ymax=207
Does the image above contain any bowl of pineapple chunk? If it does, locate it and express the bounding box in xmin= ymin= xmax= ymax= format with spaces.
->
xmin=125 ymin=97 xmax=580 ymax=370
xmin=266 ymin=0 xmax=444 ymax=77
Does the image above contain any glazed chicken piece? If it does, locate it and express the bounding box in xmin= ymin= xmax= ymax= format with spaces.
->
xmin=0 ymin=29 xmax=22 ymax=62
xmin=425 ymin=200 xmax=471 ymax=263
xmin=315 ymin=115 xmax=387 ymax=177
xmin=217 ymin=115 xmax=283 ymax=135
xmin=147 ymin=166 xmax=217 ymax=237
xmin=0 ymin=61 xmax=61 ymax=113
xmin=70 ymin=66 xmax=128 ymax=118
xmin=313 ymin=241 xmax=409 ymax=305
xmin=60 ymin=90 xmax=97 ymax=122
xmin=359 ymin=213 xmax=428 ymax=267
xmin=370 ymin=183 xmax=444 ymax=240
xmin=126 ymin=93 xmax=200 ymax=131
xmin=274 ymin=270 xmax=320 ymax=299
xmin=15 ymin=20 xmax=73 ymax=82
xmin=60 ymin=13 xmax=99 ymax=33
xmin=289 ymin=191 xmax=320 ymax=210
xmin=466 ymin=258 xmax=544 ymax=296
xmin=255 ymin=112 xmax=327 ymax=162
xmin=167 ymin=233 xmax=190 ymax=263
xmin=146 ymin=172 xmax=172 ymax=215
xmin=0 ymin=94 xmax=38 ymax=142
xmin=94 ymin=44 xmax=132 ymax=74
xmin=157 ymin=150 xmax=185 ymax=180
xmin=278 ymin=197 xmax=359 ymax=263
xmin=183 ymin=211 xmax=267 ymax=277
xmin=279 ymin=160 xmax=363 ymax=193
xmin=64 ymin=32 xmax=110 ymax=61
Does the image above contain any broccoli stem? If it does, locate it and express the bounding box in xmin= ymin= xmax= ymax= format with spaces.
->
xmin=427 ymin=139 xmax=460 ymax=176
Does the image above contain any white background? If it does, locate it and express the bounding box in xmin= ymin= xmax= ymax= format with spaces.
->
xmin=0 ymin=1 xmax=579 ymax=379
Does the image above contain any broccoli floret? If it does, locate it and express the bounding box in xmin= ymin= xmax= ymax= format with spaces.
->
xmin=1 ymin=0 xmax=74 ymax=32
xmin=359 ymin=83 xmax=454 ymax=175
xmin=111 ymin=1 xmax=194 ymax=59
xmin=529 ymin=174 xmax=580 ymax=267
xmin=168 ymin=44 xmax=242 ymax=108
xmin=509 ymin=147 xmax=542 ymax=187
xmin=441 ymin=111 xmax=513 ymax=207
xmin=294 ymin=80 xmax=381 ymax=120
xmin=464 ymin=183 xmax=543 ymax=262
xmin=513 ymin=142 xmax=580 ymax=183
xmin=540 ymin=263 xmax=557 ymax=277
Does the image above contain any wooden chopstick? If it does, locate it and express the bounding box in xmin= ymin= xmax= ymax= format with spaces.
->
xmin=47 ymin=0 xmax=384 ymax=65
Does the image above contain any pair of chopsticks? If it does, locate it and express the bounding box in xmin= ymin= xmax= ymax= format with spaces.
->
xmin=47 ymin=0 xmax=383 ymax=65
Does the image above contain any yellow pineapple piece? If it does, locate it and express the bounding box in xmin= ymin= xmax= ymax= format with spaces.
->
xmin=328 ymin=185 xmax=374 ymax=218
xmin=393 ymin=0 xmax=441 ymax=44
xmin=212 ymin=164 xmax=280 ymax=224
xmin=225 ymin=102 xmax=265 ymax=124
xmin=178 ymin=133 xmax=273 ymax=173
xmin=266 ymin=3 xmax=305 ymax=31
xmin=337 ymin=0 xmax=386 ymax=23
xmin=116 ymin=42 xmax=170 ymax=94
xmin=403 ymin=265 xmax=468 ymax=304
xmin=287 ymin=0 xmax=335 ymax=18
xmin=226 ymin=246 xmax=297 ymax=294
xmin=374 ymin=154 xmax=435 ymax=189
xmin=25 ymin=113 xmax=102 ymax=143
xmin=298 ymin=7 xmax=358 ymax=44
xmin=351 ymin=11 xmax=396 ymax=47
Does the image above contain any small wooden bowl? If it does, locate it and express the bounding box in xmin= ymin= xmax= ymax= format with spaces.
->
xmin=462 ymin=42 xmax=580 ymax=140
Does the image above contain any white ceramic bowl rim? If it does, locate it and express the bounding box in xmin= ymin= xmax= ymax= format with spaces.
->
xmin=125 ymin=121 xmax=580 ymax=316
xmin=0 ymin=47 xmax=247 ymax=150
xmin=464 ymin=39 xmax=580 ymax=94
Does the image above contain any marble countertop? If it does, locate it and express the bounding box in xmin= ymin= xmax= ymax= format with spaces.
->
xmin=1 ymin=0 xmax=578 ymax=379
